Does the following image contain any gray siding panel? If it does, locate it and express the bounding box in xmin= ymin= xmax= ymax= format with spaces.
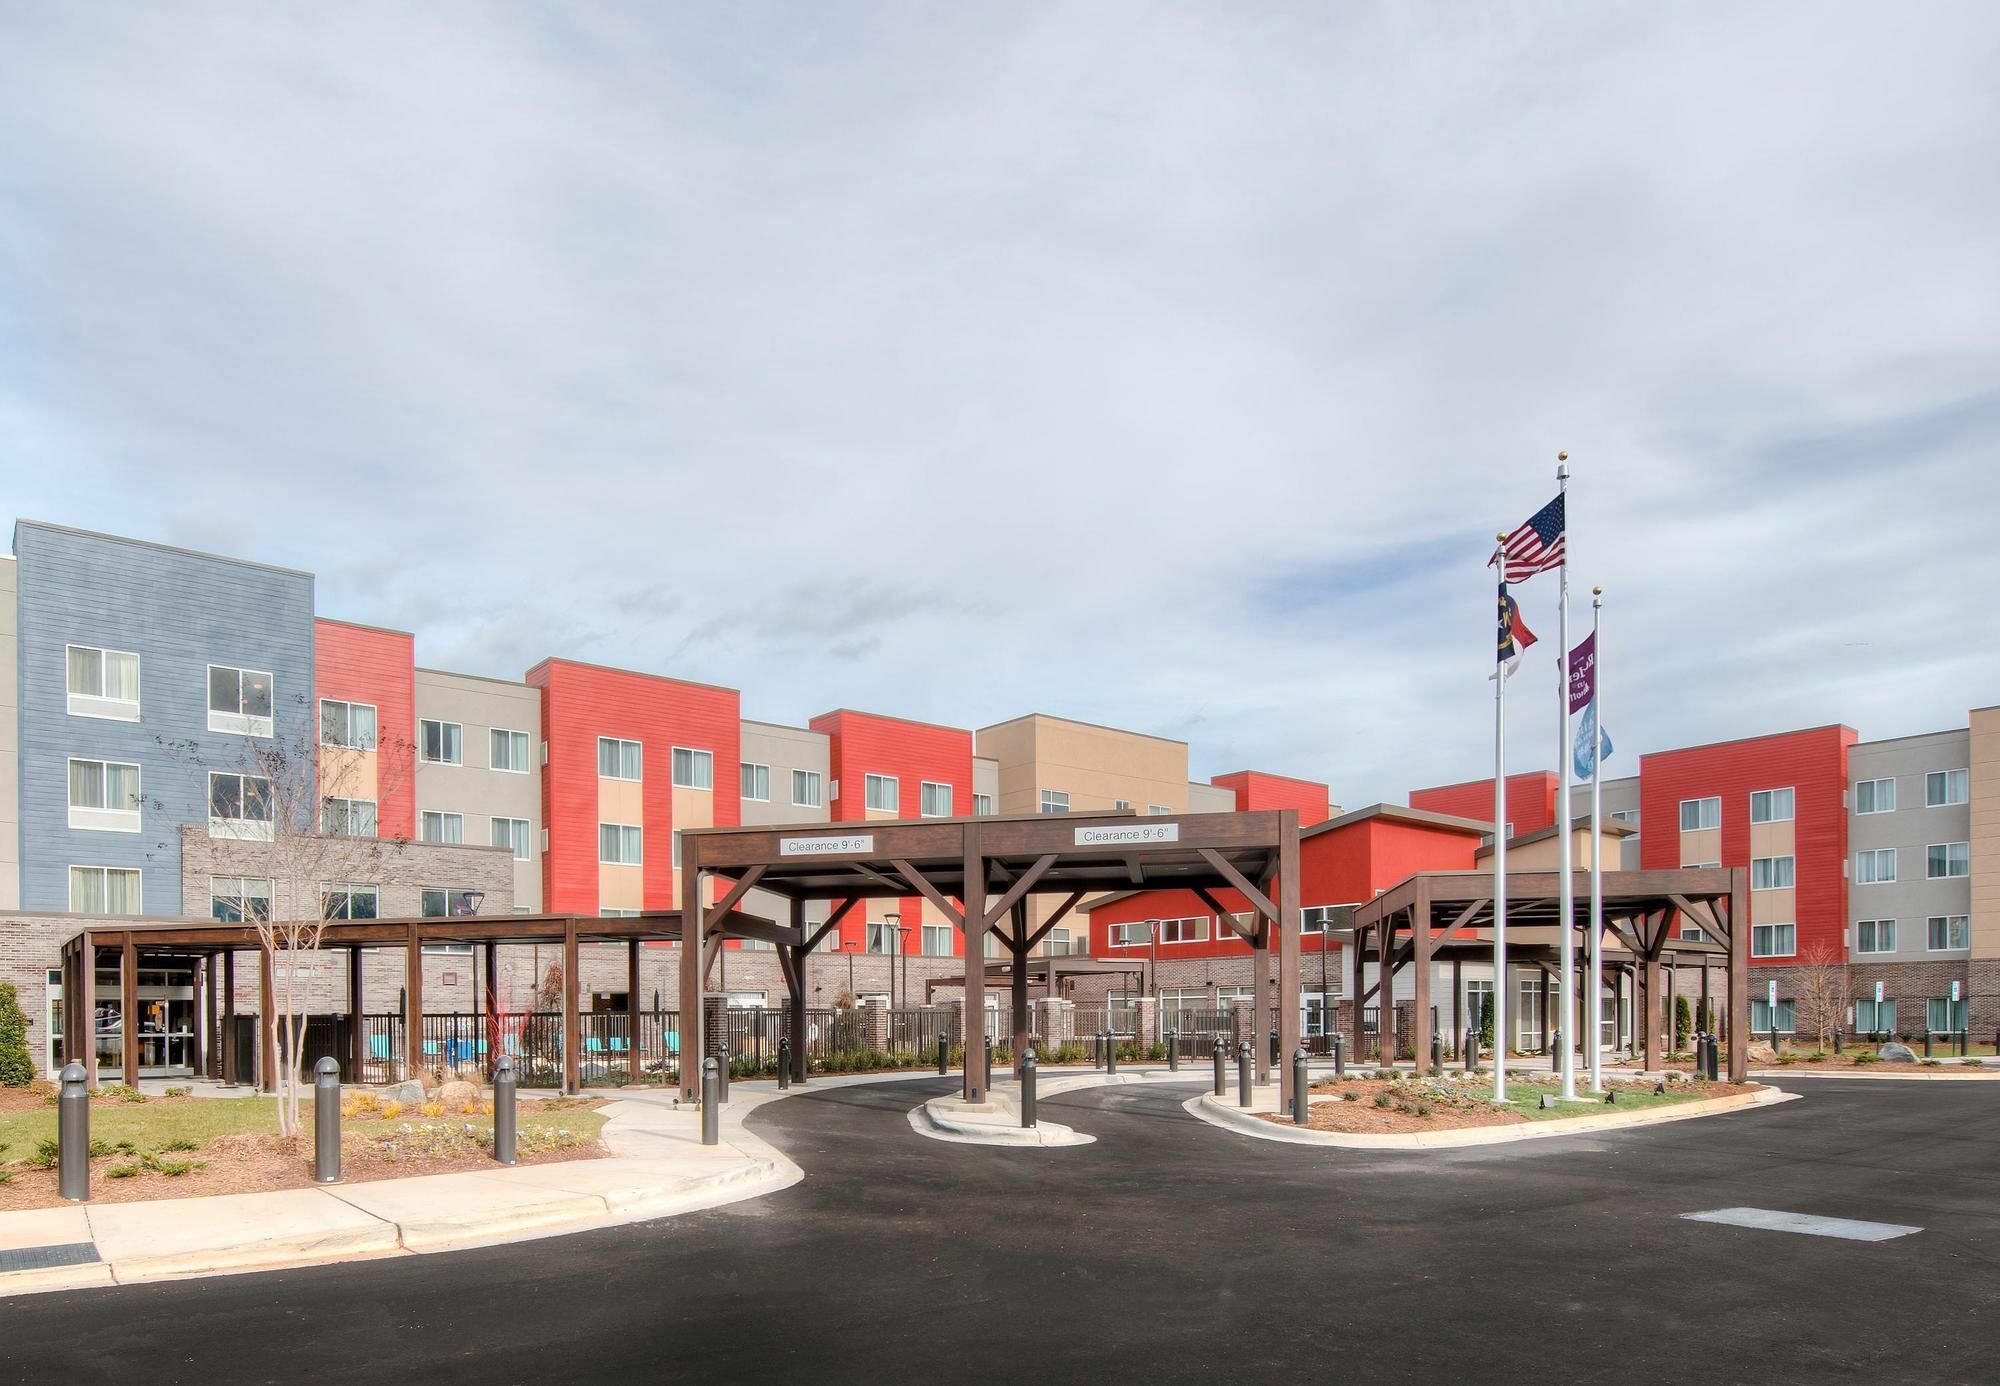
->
xmin=13 ymin=523 xmax=316 ymax=914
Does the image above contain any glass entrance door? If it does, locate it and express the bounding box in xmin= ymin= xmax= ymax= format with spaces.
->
xmin=81 ymin=965 xmax=200 ymax=1079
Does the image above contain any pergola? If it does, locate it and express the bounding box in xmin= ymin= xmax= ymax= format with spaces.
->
xmin=920 ymin=956 xmax=1147 ymax=1004
xmin=1346 ymin=866 xmax=1751 ymax=1081
xmin=58 ymin=910 xmax=762 ymax=1095
xmin=679 ymin=809 xmax=1303 ymax=1105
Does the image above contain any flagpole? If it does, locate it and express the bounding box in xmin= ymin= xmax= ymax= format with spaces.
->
xmin=1588 ymin=586 xmax=1605 ymax=1094
xmin=1492 ymin=535 xmax=1510 ymax=1105
xmin=1556 ymin=454 xmax=1577 ymax=1102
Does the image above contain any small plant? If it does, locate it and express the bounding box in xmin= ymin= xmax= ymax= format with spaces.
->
xmin=28 ymin=1138 xmax=59 ymax=1169
xmin=112 ymin=1138 xmax=138 ymax=1155
xmin=1416 ymin=1099 xmax=1434 ymax=1117
xmin=87 ymin=1138 xmax=114 ymax=1159
xmin=1922 ymin=1059 xmax=1942 ymax=1067
xmin=162 ymin=1085 xmax=192 ymax=1098
xmin=162 ymin=1137 xmax=202 ymax=1153
xmin=1775 ymin=1053 xmax=1799 ymax=1066
xmin=1341 ymin=1091 xmax=1360 ymax=1102
xmin=378 ymin=1100 xmax=403 ymax=1119
xmin=151 ymin=1157 xmax=201 ymax=1177
xmin=1853 ymin=1051 xmax=1880 ymax=1065
xmin=106 ymin=1161 xmax=142 ymax=1179
xmin=420 ymin=1101 xmax=446 ymax=1118
xmin=0 ymin=981 xmax=34 ymax=1088
xmin=1373 ymin=1092 xmax=1392 ymax=1109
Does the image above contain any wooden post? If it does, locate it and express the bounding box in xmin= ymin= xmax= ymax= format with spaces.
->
xmin=679 ymin=844 xmax=704 ymax=1104
xmin=81 ymin=933 xmax=99 ymax=1086
xmin=1276 ymin=813 xmax=1302 ymax=1105
xmin=195 ymin=954 xmax=212 ymax=1079
xmin=1010 ymin=901 xmax=1031 ymax=1068
xmin=1640 ymin=918 xmax=1662 ymax=1071
xmin=258 ymin=942 xmax=277 ymax=1092
xmin=121 ymin=935 xmax=140 ymax=1083
xmin=1727 ymin=874 xmax=1750 ymax=1082
xmin=1349 ymin=922 xmax=1367 ymax=1060
xmin=348 ymin=947 xmax=365 ymax=1082
xmin=405 ymin=924 xmax=424 ymax=1084
xmin=1411 ymin=880 xmax=1433 ymax=1076
xmin=1250 ymin=919 xmax=1271 ymax=1084
xmin=788 ymin=899 xmax=810 ymax=1084
xmin=1376 ymin=911 xmax=1395 ymax=1062
xmin=627 ymin=940 xmax=642 ymax=1084
xmin=219 ymin=950 xmax=235 ymax=1085
xmin=484 ymin=940 xmax=500 ymax=1078
xmin=562 ymin=918 xmax=581 ymax=1095
xmin=1451 ymin=953 xmax=1463 ymax=1057
xmin=963 ymin=825 xmax=987 ymax=1102
xmin=1538 ymin=967 xmax=1551 ymax=1054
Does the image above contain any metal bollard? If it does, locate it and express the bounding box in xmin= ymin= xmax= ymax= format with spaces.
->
xmin=1332 ymin=1030 xmax=1345 ymax=1081
xmin=1706 ymin=1034 xmax=1720 ymax=1081
xmin=1769 ymin=1025 xmax=1780 ymax=1055
xmin=1551 ymin=1028 xmax=1562 ymax=1073
xmin=777 ymin=1036 xmax=791 ymax=1089
xmin=1960 ymin=1029 xmax=1970 ymax=1059
xmin=1094 ymin=1032 xmax=1104 ymax=1070
xmin=1212 ymin=1040 xmax=1226 ymax=1096
xmin=717 ymin=1045 xmax=730 ymax=1102
xmin=1237 ymin=1040 xmax=1253 ymax=1108
xmin=1020 ymin=1049 xmax=1038 ymax=1128
xmin=313 ymin=1056 xmax=342 ymax=1183
xmin=1430 ymin=1030 xmax=1443 ymax=1072
xmin=985 ymin=1034 xmax=993 ymax=1077
xmin=1292 ymin=1049 xmax=1309 ymax=1125
xmin=58 ymin=1061 xmax=89 ymax=1202
xmin=493 ymin=1054 xmax=518 ymax=1165
xmin=1924 ymin=1031 xmax=1933 ymax=1058
xmin=937 ymin=1033 xmax=948 ymax=1075
xmin=1106 ymin=1030 xmax=1118 ymax=1074
xmin=1832 ymin=1030 xmax=1842 ymax=1056
xmin=701 ymin=1058 xmax=720 ymax=1146
xmin=1464 ymin=1027 xmax=1477 ymax=1074
xmin=1167 ymin=1028 xmax=1179 ymax=1072
xmin=1270 ymin=1028 xmax=1280 ymax=1066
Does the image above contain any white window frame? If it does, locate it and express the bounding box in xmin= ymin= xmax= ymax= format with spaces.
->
xmin=1750 ymin=855 xmax=1795 ymax=891
xmin=1113 ymin=799 xmax=1130 ymax=811
xmin=320 ymin=883 xmax=380 ymax=921
xmin=319 ymin=698 xmax=377 ymax=751
xmin=671 ymin=746 xmax=713 ymax=791
xmin=1749 ymin=787 xmax=1794 ymax=824
xmin=921 ymin=923 xmax=953 ymax=956
xmin=1750 ymin=998 xmax=1796 ymax=1034
xmin=1853 ymin=777 xmax=1895 ymax=814
xmin=672 ymin=829 xmax=682 ymax=870
xmin=68 ymin=864 xmax=143 ymax=915
xmin=1147 ymin=804 xmax=1173 ymax=816
xmin=420 ymin=810 xmax=465 ymax=845
xmin=1609 ymin=808 xmax=1640 ymax=825
xmin=490 ymin=728 xmax=532 ymax=774
xmin=598 ymin=736 xmax=642 ymax=781
xmin=208 ymin=770 xmax=274 ymax=841
xmin=419 ymin=718 xmax=462 ymax=765
xmin=792 ymin=769 xmax=822 ymax=808
xmin=1679 ymin=796 xmax=1721 ymax=832
xmin=1109 ymin=921 xmax=1147 ymax=947
xmin=920 ymin=781 xmax=952 ymax=818
xmin=1853 ymin=919 xmax=1895 ymax=955
xmin=740 ymin=762 xmax=771 ymax=801
xmin=66 ymin=644 xmax=141 ymax=721
xmin=420 ymin=886 xmax=483 ymax=921
xmin=1854 ymin=848 xmax=1896 ymax=884
xmin=1926 ymin=842 xmax=1970 ymax=879
xmin=207 ymin=663 xmax=275 ymax=737
xmin=321 ymin=796 xmax=378 ymax=838
xmin=1751 ymin=922 xmax=1796 ymax=958
xmin=209 ymin=875 xmax=272 ymax=923
xmin=1157 ymin=915 xmax=1208 ymax=945
xmin=1300 ymin=904 xmax=1358 ymax=934
xmin=491 ymin=816 xmax=532 ymax=860
xmin=1855 ymin=997 xmax=1896 ymax=1034
xmin=865 ymin=774 xmax=899 ymax=813
xmin=973 ymin=793 xmax=994 ymax=816
xmin=1926 ymin=915 xmax=1970 ymax=952
xmin=66 ymin=756 xmax=142 ymax=832
xmin=1925 ymin=768 xmax=1969 ymax=808
xmin=1926 ymin=998 xmax=1969 ymax=1034
xmin=1039 ymin=789 xmax=1070 ymax=815
xmin=599 ymin=822 xmax=642 ymax=865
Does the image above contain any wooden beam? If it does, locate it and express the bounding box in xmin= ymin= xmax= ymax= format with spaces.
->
xmin=1023 ymin=891 xmax=1087 ymax=952
xmin=1196 ymin=848 xmax=1278 ymax=922
xmin=1121 ymin=856 xmax=1145 ymax=886
xmin=723 ymin=918 xmax=805 ymax=949
xmin=702 ymin=865 xmax=768 ymax=933
xmin=803 ymin=897 xmax=858 ymax=953
xmin=890 ymin=858 xmax=965 ymax=927
xmin=980 ymin=854 xmax=1056 ymax=930
xmin=1193 ymin=887 xmax=1254 ymax=940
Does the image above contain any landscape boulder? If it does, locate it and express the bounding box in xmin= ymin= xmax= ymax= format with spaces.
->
xmin=1877 ymin=1042 xmax=1917 ymax=1064
xmin=436 ymin=1079 xmax=482 ymax=1110
xmin=374 ymin=1079 xmax=425 ymax=1105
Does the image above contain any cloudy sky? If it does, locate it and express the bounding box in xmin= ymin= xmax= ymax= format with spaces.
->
xmin=4 ymin=3 xmax=1996 ymax=805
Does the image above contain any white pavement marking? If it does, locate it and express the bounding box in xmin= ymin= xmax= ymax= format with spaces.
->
xmin=1681 ymin=1208 xmax=1922 ymax=1242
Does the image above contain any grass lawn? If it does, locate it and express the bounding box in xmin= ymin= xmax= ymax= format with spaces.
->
xmin=1497 ymin=1079 xmax=1733 ymax=1120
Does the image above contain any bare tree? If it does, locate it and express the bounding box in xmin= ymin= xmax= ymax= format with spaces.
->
xmin=1791 ymin=943 xmax=1850 ymax=1051
xmin=161 ymin=694 xmax=412 ymax=1137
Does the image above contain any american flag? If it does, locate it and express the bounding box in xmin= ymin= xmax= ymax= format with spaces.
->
xmin=1491 ymin=493 xmax=1565 ymax=582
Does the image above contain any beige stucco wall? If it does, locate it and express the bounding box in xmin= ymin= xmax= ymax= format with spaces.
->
xmin=0 ymin=555 xmax=17 ymax=910
xmin=975 ymin=714 xmax=1191 ymax=815
xmin=1188 ymin=781 xmax=1236 ymax=814
xmin=1972 ymin=706 xmax=2000 ymax=958
xmin=1679 ymin=826 xmax=1721 ymax=867
xmin=973 ymin=756 xmax=998 ymax=811
xmin=412 ymin=669 xmax=542 ymax=911
xmin=738 ymin=721 xmax=830 ymax=828
xmin=1485 ymin=825 xmax=1627 ymax=872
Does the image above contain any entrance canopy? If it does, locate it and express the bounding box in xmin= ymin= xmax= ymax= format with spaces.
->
xmin=921 ymin=956 xmax=1147 ymax=1002
xmin=679 ymin=808 xmax=1303 ymax=1104
xmin=1347 ymin=866 xmax=1750 ymax=1080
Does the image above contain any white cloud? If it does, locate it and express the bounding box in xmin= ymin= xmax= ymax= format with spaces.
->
xmin=3 ymin=2 xmax=1995 ymax=803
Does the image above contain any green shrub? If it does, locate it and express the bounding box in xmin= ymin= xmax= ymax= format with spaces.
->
xmin=28 ymin=1138 xmax=58 ymax=1169
xmin=1674 ymin=995 xmax=1692 ymax=1051
xmin=162 ymin=1085 xmax=192 ymax=1098
xmin=87 ymin=1138 xmax=113 ymax=1159
xmin=0 ymin=982 xmax=32 ymax=1087
xmin=1372 ymin=1092 xmax=1392 ymax=1109
xmin=1341 ymin=1091 xmax=1359 ymax=1102
xmin=162 ymin=1137 xmax=202 ymax=1153
xmin=106 ymin=1162 xmax=141 ymax=1179
xmin=1853 ymin=1051 xmax=1880 ymax=1065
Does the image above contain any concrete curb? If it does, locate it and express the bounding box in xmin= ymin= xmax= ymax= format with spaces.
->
xmin=903 ymin=1068 xmax=1199 ymax=1147
xmin=1184 ymin=1084 xmax=1800 ymax=1148
xmin=1743 ymin=1067 xmax=1999 ymax=1082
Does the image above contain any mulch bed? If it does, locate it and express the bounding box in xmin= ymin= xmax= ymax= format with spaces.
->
xmin=1265 ymin=1077 xmax=1760 ymax=1135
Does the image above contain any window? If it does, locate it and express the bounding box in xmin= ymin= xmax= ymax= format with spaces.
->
xmin=66 ymin=644 xmax=140 ymax=719
xmin=1109 ymin=921 xmax=1147 ymax=947
xmin=321 ymin=797 xmax=377 ymax=838
xmin=1681 ymin=925 xmax=1707 ymax=943
xmin=1925 ymin=769 xmax=1969 ymax=807
xmin=1679 ymin=797 xmax=1721 ymax=831
xmin=740 ymin=762 xmax=771 ymax=801
xmin=419 ymin=719 xmax=462 ymax=765
xmin=1147 ymin=804 xmax=1172 ymax=816
xmin=321 ymin=884 xmax=379 ymax=920
xmin=865 ymin=922 xmax=903 ymax=954
xmin=600 ymin=908 xmax=640 ymax=919
xmin=491 ymin=816 xmax=532 ymax=860
xmin=207 ymin=664 xmax=274 ymax=736
xmin=598 ymin=737 xmax=642 ymax=780
xmin=1750 ymin=998 xmax=1796 ymax=1034
xmin=1610 ymin=809 xmax=1640 ymax=825
xmin=210 ymin=876 xmax=272 ymax=923
xmin=865 ymin=774 xmax=899 ymax=812
xmin=793 ymin=769 xmax=822 ymax=807
xmin=1750 ymin=855 xmax=1795 ymax=891
xmin=1927 ymin=915 xmax=1970 ymax=951
xmin=921 ymin=923 xmax=953 ymax=956
xmin=671 ymin=830 xmax=682 ymax=870
xmin=920 ymin=781 xmax=952 ymax=817
xmin=1926 ymin=842 xmax=1970 ymax=879
xmin=1854 ymin=848 xmax=1896 ymax=884
xmin=421 ymin=887 xmax=482 ymax=918
xmin=1045 ymin=927 xmax=1075 ymax=956
xmin=1927 ymin=998 xmax=1968 ymax=1034
xmin=420 ymin=810 xmax=464 ymax=845
xmin=965 ymin=793 xmax=990 ymax=816
xmin=1158 ymin=916 xmax=1208 ymax=944
xmin=1854 ymin=919 xmax=1895 ymax=955
xmin=671 ymin=747 xmax=713 ymax=790
xmin=1751 ymin=923 xmax=1796 ymax=957
xmin=1039 ymin=789 xmax=1070 ymax=814
xmin=1114 ymin=799 xmax=1131 ymax=811
xmin=70 ymin=865 xmax=141 ymax=914
xmin=599 ymin=823 xmax=642 ymax=864
xmin=319 ymin=699 xmax=377 ymax=750
xmin=490 ymin=728 xmax=531 ymax=773
xmin=1301 ymin=905 xmax=1355 ymax=933
xmin=1749 ymin=788 xmax=1794 ymax=823
xmin=1854 ymin=777 xmax=1895 ymax=814
xmin=67 ymin=758 xmax=141 ymax=831
xmin=208 ymin=771 xmax=273 ymax=839
xmin=1855 ymin=998 xmax=1896 ymax=1034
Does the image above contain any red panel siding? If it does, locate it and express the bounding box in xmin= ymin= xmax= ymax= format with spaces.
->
xmin=1639 ymin=726 xmax=1856 ymax=966
xmin=1210 ymin=771 xmax=1331 ymax=827
xmin=314 ymin=620 xmax=416 ymax=840
xmin=527 ymin=659 xmax=741 ymax=915
xmin=1410 ymin=772 xmax=1554 ymax=835
xmin=808 ymin=710 xmax=973 ymax=955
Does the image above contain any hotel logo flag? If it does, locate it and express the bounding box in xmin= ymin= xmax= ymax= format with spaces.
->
xmin=1568 ymin=632 xmax=1612 ymax=778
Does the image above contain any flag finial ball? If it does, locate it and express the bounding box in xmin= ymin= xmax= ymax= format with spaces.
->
xmin=1496 ymin=532 xmax=1509 ymax=542
xmin=1592 ymin=585 xmax=1603 ymax=596
xmin=1557 ymin=450 xmax=1568 ymax=462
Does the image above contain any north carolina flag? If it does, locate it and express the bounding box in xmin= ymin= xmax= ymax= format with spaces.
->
xmin=1495 ymin=581 xmax=1536 ymax=680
